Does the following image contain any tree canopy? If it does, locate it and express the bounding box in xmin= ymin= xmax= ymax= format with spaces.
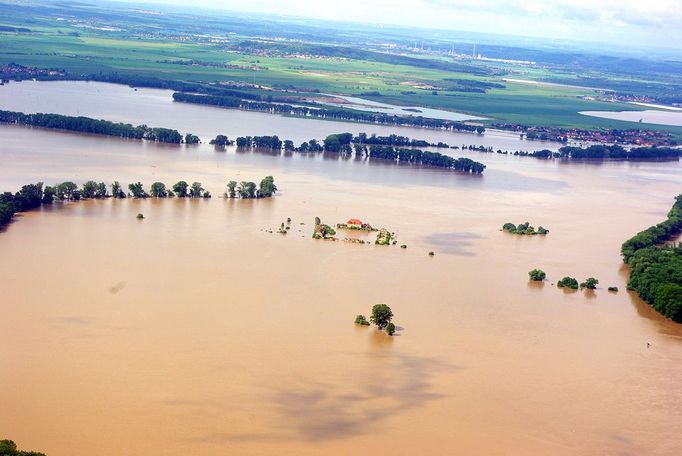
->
xmin=370 ymin=304 xmax=394 ymax=329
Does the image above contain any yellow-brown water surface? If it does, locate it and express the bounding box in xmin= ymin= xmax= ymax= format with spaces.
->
xmin=1 ymin=118 xmax=682 ymax=455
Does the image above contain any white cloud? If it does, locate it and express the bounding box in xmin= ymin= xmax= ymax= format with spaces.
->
xmin=123 ymin=0 xmax=682 ymax=48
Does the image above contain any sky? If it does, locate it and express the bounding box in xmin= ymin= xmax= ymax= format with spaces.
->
xmin=119 ymin=0 xmax=682 ymax=49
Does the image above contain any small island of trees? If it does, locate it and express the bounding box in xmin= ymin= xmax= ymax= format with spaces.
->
xmin=557 ymin=276 xmax=579 ymax=290
xmin=224 ymin=176 xmax=277 ymax=199
xmin=312 ymin=217 xmax=337 ymax=240
xmin=375 ymin=228 xmax=395 ymax=245
xmin=528 ymin=269 xmax=546 ymax=281
xmin=355 ymin=304 xmax=397 ymax=336
xmin=503 ymin=222 xmax=549 ymax=235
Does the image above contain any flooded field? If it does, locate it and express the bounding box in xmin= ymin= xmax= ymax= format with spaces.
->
xmin=1 ymin=84 xmax=682 ymax=456
xmin=0 ymin=80 xmax=555 ymax=151
xmin=315 ymin=93 xmax=487 ymax=121
xmin=580 ymin=109 xmax=682 ymax=127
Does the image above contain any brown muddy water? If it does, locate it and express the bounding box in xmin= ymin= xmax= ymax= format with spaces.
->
xmin=1 ymin=85 xmax=682 ymax=455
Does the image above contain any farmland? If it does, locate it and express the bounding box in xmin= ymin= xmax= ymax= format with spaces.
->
xmin=1 ymin=0 xmax=681 ymax=136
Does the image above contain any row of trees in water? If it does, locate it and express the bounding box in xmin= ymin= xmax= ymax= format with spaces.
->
xmin=0 ymin=109 xmax=189 ymax=143
xmin=360 ymin=145 xmax=486 ymax=173
xmin=0 ymin=177 xmax=278 ymax=228
xmin=531 ymin=145 xmax=681 ymax=161
xmin=622 ymin=194 xmax=682 ymax=322
xmin=231 ymin=133 xmax=486 ymax=173
xmin=172 ymin=92 xmax=486 ymax=134
xmin=353 ymin=133 xmax=449 ymax=148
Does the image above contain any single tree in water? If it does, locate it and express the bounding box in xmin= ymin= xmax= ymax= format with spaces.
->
xmin=190 ymin=181 xmax=204 ymax=198
xmin=370 ymin=304 xmax=394 ymax=329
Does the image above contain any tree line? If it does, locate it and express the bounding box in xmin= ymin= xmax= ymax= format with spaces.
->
xmin=621 ymin=194 xmax=682 ymax=322
xmin=172 ymin=92 xmax=486 ymax=134
xmin=232 ymin=133 xmax=486 ymax=173
xmin=360 ymin=145 xmax=486 ymax=173
xmin=224 ymin=176 xmax=277 ymax=199
xmin=0 ymin=109 xmax=189 ymax=144
xmin=353 ymin=133 xmax=449 ymax=148
xmin=531 ymin=145 xmax=681 ymax=161
xmin=0 ymin=177 xmax=277 ymax=229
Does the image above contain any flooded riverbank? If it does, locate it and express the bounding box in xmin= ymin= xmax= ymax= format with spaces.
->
xmin=0 ymin=80 xmax=556 ymax=151
xmin=315 ymin=93 xmax=487 ymax=122
xmin=580 ymin=109 xmax=682 ymax=127
xmin=1 ymin=120 xmax=682 ymax=455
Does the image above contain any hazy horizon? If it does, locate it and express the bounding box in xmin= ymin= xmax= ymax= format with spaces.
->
xmin=108 ymin=0 xmax=682 ymax=50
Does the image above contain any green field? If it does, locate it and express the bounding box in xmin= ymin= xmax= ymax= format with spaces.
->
xmin=1 ymin=0 xmax=681 ymax=137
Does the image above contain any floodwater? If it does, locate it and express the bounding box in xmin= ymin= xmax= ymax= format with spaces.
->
xmin=1 ymin=85 xmax=682 ymax=456
xmin=316 ymin=93 xmax=487 ymax=122
xmin=580 ymin=109 xmax=682 ymax=127
xmin=0 ymin=80 xmax=552 ymax=151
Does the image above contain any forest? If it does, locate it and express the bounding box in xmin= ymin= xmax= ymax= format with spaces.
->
xmin=622 ymin=194 xmax=682 ymax=322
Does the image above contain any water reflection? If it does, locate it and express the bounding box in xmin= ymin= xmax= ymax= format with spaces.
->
xmin=423 ymin=231 xmax=484 ymax=256
xmin=221 ymin=352 xmax=457 ymax=443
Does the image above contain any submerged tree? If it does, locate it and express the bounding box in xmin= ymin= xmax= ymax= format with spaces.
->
xmin=557 ymin=276 xmax=579 ymax=290
xmin=190 ymin=182 xmax=204 ymax=198
xmin=173 ymin=181 xmax=189 ymax=198
xmin=580 ymin=277 xmax=599 ymax=290
xmin=128 ymin=182 xmax=148 ymax=198
xmin=56 ymin=181 xmax=77 ymax=200
xmin=150 ymin=182 xmax=168 ymax=198
xmin=82 ymin=181 xmax=98 ymax=199
xmin=42 ymin=185 xmax=55 ymax=204
xmin=257 ymin=176 xmax=277 ymax=198
xmin=226 ymin=180 xmax=238 ymax=199
xmin=528 ymin=269 xmax=546 ymax=281
xmin=95 ymin=182 xmax=108 ymax=198
xmin=370 ymin=304 xmax=394 ymax=329
xmin=209 ymin=134 xmax=230 ymax=146
xmin=184 ymin=133 xmax=200 ymax=144
xmin=354 ymin=315 xmax=370 ymax=326
xmin=0 ymin=439 xmax=46 ymax=456
xmin=238 ymin=181 xmax=257 ymax=199
xmin=112 ymin=181 xmax=126 ymax=198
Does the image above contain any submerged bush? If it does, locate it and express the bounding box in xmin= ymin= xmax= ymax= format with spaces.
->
xmin=354 ymin=314 xmax=370 ymax=326
xmin=580 ymin=277 xmax=599 ymax=290
xmin=557 ymin=276 xmax=579 ymax=290
xmin=528 ymin=269 xmax=546 ymax=281
xmin=386 ymin=322 xmax=396 ymax=336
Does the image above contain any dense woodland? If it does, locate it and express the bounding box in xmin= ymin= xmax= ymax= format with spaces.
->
xmin=0 ymin=110 xmax=185 ymax=143
xmin=622 ymin=194 xmax=682 ymax=322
